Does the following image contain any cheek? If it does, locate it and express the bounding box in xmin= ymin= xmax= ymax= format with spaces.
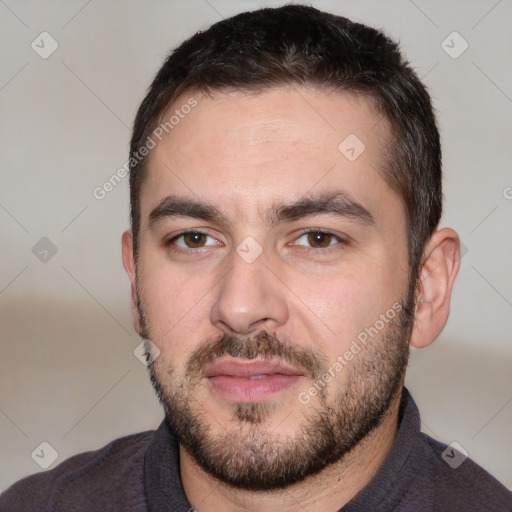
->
xmin=137 ymin=257 xmax=212 ymax=357
xmin=289 ymin=258 xmax=406 ymax=361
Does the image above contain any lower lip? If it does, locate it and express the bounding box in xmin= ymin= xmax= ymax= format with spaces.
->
xmin=207 ymin=374 xmax=302 ymax=402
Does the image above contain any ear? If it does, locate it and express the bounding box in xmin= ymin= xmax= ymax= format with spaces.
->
xmin=122 ymin=230 xmax=141 ymax=336
xmin=409 ymin=228 xmax=460 ymax=349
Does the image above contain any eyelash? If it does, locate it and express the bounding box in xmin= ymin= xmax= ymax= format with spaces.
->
xmin=165 ymin=229 xmax=219 ymax=253
xmin=165 ymin=228 xmax=348 ymax=254
xmin=294 ymin=229 xmax=349 ymax=251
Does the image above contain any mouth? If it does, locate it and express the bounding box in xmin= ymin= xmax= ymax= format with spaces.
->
xmin=204 ymin=358 xmax=305 ymax=402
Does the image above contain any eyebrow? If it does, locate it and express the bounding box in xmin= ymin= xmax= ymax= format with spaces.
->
xmin=148 ymin=190 xmax=374 ymax=228
xmin=270 ymin=191 xmax=374 ymax=226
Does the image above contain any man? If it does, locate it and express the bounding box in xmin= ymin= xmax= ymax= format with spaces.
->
xmin=1 ymin=4 xmax=511 ymax=511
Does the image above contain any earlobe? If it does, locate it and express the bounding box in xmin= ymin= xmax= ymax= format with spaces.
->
xmin=409 ymin=228 xmax=460 ymax=349
xmin=122 ymin=230 xmax=141 ymax=336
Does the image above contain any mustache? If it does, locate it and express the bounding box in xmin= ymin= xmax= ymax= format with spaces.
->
xmin=186 ymin=330 xmax=327 ymax=382
xmin=137 ymin=297 xmax=327 ymax=382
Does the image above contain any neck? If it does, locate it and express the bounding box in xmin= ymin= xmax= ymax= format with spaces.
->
xmin=180 ymin=392 xmax=402 ymax=512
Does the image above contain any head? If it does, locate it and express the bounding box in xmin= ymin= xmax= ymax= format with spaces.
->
xmin=122 ymin=5 xmax=459 ymax=490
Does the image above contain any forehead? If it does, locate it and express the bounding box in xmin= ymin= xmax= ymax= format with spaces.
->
xmin=140 ymin=86 xmax=400 ymax=226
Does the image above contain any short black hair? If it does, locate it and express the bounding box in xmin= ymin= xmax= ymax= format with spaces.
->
xmin=129 ymin=4 xmax=442 ymax=285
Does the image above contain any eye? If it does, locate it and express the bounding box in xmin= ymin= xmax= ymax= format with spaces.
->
xmin=168 ymin=230 xmax=221 ymax=250
xmin=293 ymin=229 xmax=346 ymax=249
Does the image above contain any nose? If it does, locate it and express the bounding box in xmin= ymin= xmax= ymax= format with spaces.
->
xmin=209 ymin=249 xmax=289 ymax=335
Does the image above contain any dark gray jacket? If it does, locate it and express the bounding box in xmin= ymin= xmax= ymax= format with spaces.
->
xmin=1 ymin=388 xmax=511 ymax=511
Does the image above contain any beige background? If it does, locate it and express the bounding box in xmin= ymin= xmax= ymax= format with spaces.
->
xmin=1 ymin=0 xmax=511 ymax=492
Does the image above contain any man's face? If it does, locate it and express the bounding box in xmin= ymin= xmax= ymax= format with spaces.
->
xmin=131 ymin=87 xmax=413 ymax=489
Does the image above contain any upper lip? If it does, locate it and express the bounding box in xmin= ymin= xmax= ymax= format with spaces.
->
xmin=204 ymin=358 xmax=304 ymax=378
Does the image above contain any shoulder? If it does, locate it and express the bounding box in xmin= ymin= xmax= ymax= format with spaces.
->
xmin=0 ymin=430 xmax=154 ymax=512
xmin=415 ymin=432 xmax=512 ymax=511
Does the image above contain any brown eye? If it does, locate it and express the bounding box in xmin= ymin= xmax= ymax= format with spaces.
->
xmin=169 ymin=231 xmax=220 ymax=250
xmin=307 ymin=231 xmax=333 ymax=248
xmin=182 ymin=231 xmax=208 ymax=248
xmin=292 ymin=230 xmax=347 ymax=251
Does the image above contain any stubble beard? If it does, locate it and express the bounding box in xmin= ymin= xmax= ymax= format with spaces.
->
xmin=139 ymin=295 xmax=414 ymax=491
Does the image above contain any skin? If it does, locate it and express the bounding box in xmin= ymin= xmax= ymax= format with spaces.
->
xmin=122 ymin=87 xmax=460 ymax=511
